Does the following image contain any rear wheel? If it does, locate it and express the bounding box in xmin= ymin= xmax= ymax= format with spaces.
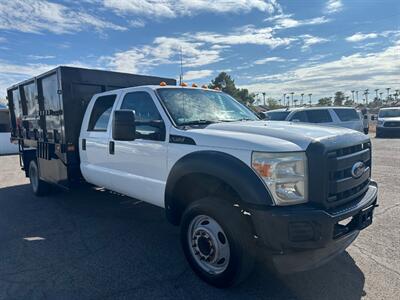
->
xmin=180 ymin=197 xmax=255 ymax=288
xmin=29 ymin=160 xmax=50 ymax=196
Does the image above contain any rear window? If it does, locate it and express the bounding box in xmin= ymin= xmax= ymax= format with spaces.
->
xmin=266 ymin=111 xmax=290 ymax=120
xmin=334 ymin=108 xmax=360 ymax=121
xmin=305 ymin=110 xmax=332 ymax=123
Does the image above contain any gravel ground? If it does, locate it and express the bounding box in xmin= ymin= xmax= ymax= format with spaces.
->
xmin=0 ymin=136 xmax=399 ymax=300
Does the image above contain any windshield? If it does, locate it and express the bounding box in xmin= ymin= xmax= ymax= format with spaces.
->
xmin=379 ymin=109 xmax=400 ymax=118
xmin=157 ymin=88 xmax=258 ymax=126
xmin=266 ymin=111 xmax=290 ymax=120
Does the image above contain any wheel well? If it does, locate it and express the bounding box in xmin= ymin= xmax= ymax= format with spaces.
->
xmin=167 ymin=173 xmax=255 ymax=233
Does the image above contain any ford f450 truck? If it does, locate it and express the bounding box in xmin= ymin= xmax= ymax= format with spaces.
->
xmin=7 ymin=67 xmax=378 ymax=287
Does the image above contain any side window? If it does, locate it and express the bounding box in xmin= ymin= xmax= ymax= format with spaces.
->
xmin=0 ymin=111 xmax=10 ymax=133
xmin=120 ymin=91 xmax=164 ymax=141
xmin=88 ymin=95 xmax=116 ymax=131
xmin=306 ymin=110 xmax=332 ymax=123
xmin=333 ymin=109 xmax=360 ymax=121
xmin=290 ymin=111 xmax=308 ymax=122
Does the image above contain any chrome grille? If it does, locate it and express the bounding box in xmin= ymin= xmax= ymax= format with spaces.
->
xmin=326 ymin=142 xmax=371 ymax=208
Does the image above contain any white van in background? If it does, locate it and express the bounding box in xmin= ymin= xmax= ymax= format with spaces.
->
xmin=0 ymin=105 xmax=18 ymax=155
xmin=264 ymin=107 xmax=365 ymax=133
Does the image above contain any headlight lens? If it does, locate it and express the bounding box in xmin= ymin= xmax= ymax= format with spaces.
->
xmin=252 ymin=152 xmax=308 ymax=205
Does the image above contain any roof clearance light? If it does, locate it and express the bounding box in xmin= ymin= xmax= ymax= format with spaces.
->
xmin=160 ymin=81 xmax=167 ymax=86
xmin=214 ymin=87 xmax=220 ymax=91
xmin=180 ymin=82 xmax=188 ymax=87
xmin=192 ymin=83 xmax=198 ymax=87
xmin=202 ymin=85 xmax=208 ymax=89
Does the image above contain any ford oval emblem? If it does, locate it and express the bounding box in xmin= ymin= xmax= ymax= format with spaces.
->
xmin=351 ymin=161 xmax=366 ymax=179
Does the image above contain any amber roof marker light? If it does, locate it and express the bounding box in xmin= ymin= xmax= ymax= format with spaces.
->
xmin=192 ymin=83 xmax=198 ymax=87
xmin=159 ymin=81 xmax=167 ymax=86
xmin=180 ymin=82 xmax=188 ymax=87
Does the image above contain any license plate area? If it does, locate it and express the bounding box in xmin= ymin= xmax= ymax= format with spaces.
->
xmin=333 ymin=205 xmax=375 ymax=239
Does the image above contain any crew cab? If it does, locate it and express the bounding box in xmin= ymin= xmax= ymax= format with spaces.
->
xmin=264 ymin=107 xmax=365 ymax=133
xmin=7 ymin=67 xmax=378 ymax=288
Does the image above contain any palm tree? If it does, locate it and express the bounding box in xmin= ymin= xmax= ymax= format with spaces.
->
xmin=308 ymin=93 xmax=312 ymax=106
xmin=290 ymin=92 xmax=294 ymax=107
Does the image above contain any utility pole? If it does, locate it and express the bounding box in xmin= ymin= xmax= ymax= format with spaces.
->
xmin=290 ymin=92 xmax=294 ymax=107
xmin=262 ymin=92 xmax=266 ymax=106
xmin=308 ymin=93 xmax=312 ymax=106
xmin=300 ymin=93 xmax=304 ymax=106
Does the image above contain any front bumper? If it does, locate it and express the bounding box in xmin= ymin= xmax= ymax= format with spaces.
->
xmin=377 ymin=126 xmax=400 ymax=134
xmin=250 ymin=181 xmax=378 ymax=274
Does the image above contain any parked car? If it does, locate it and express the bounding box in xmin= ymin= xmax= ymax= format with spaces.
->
xmin=7 ymin=67 xmax=378 ymax=288
xmin=265 ymin=107 xmax=365 ymax=133
xmin=375 ymin=107 xmax=400 ymax=137
xmin=0 ymin=106 xmax=18 ymax=155
xmin=357 ymin=110 xmax=369 ymax=134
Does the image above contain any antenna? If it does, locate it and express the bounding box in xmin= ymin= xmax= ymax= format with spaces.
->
xmin=179 ymin=47 xmax=183 ymax=85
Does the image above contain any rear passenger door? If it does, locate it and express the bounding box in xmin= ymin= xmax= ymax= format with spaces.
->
xmin=80 ymin=93 xmax=118 ymax=188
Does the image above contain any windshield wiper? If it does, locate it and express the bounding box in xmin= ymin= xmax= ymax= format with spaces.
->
xmin=179 ymin=120 xmax=217 ymax=126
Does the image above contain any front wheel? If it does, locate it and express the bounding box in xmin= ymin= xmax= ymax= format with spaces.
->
xmin=29 ymin=160 xmax=50 ymax=196
xmin=180 ymin=197 xmax=255 ymax=288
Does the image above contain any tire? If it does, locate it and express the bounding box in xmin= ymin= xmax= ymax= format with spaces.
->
xmin=29 ymin=160 xmax=50 ymax=196
xmin=180 ymin=197 xmax=255 ymax=288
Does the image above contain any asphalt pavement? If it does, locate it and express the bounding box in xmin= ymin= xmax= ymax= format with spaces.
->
xmin=0 ymin=136 xmax=399 ymax=300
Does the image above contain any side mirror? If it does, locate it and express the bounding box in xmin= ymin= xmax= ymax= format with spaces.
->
xmin=112 ymin=110 xmax=136 ymax=141
xmin=258 ymin=112 xmax=267 ymax=120
xmin=371 ymin=115 xmax=375 ymax=121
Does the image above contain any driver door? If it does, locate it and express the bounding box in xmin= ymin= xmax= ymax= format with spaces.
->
xmin=108 ymin=90 xmax=168 ymax=207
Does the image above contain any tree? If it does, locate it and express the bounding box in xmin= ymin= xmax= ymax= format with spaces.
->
xmin=266 ymin=98 xmax=280 ymax=109
xmin=209 ymin=72 xmax=255 ymax=105
xmin=333 ymin=91 xmax=345 ymax=106
xmin=317 ymin=97 xmax=332 ymax=106
xmin=0 ymin=98 xmax=7 ymax=106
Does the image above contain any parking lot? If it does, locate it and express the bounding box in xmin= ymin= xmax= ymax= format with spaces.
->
xmin=0 ymin=136 xmax=399 ymax=300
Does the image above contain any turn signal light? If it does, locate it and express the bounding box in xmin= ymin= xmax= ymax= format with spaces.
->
xmin=252 ymin=162 xmax=271 ymax=177
xmin=159 ymin=81 xmax=167 ymax=86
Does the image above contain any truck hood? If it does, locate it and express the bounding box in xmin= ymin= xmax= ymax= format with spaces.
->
xmin=183 ymin=121 xmax=368 ymax=152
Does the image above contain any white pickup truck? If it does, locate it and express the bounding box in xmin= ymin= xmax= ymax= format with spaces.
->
xmin=8 ymin=67 xmax=378 ymax=288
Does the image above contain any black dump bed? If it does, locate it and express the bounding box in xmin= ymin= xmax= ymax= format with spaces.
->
xmin=6 ymin=66 xmax=176 ymax=187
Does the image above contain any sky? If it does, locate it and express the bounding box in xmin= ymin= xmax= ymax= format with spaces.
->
xmin=0 ymin=0 xmax=399 ymax=103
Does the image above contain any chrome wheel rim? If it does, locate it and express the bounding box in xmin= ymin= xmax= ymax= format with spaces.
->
xmin=188 ymin=215 xmax=230 ymax=275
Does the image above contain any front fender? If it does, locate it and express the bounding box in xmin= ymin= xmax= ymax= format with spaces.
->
xmin=165 ymin=151 xmax=273 ymax=224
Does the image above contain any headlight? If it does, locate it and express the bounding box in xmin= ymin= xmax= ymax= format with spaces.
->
xmin=252 ymin=152 xmax=308 ymax=205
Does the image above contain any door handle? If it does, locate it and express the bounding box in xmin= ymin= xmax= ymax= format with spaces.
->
xmin=109 ymin=141 xmax=115 ymax=155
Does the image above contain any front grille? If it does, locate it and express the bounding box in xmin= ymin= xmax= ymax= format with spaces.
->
xmin=325 ymin=142 xmax=371 ymax=208
xmin=384 ymin=121 xmax=400 ymax=128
